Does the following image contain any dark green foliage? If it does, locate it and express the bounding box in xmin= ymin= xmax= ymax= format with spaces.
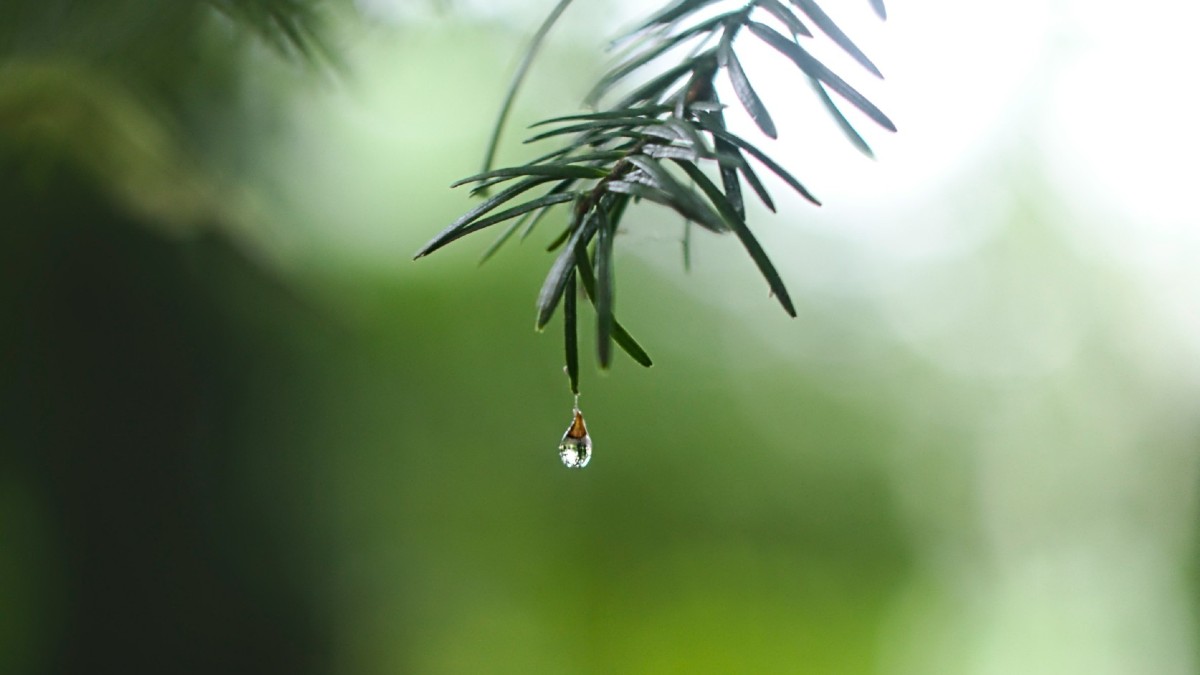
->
xmin=415 ymin=0 xmax=895 ymax=386
xmin=573 ymin=239 xmax=654 ymax=369
xmin=786 ymin=0 xmax=883 ymax=77
xmin=746 ymin=20 xmax=895 ymax=130
xmin=719 ymin=28 xmax=777 ymax=139
xmin=207 ymin=0 xmax=334 ymax=63
xmin=564 ymin=271 xmax=580 ymax=394
xmin=0 ymin=0 xmax=344 ymax=237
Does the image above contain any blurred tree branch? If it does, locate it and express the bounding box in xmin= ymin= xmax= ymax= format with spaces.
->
xmin=0 ymin=0 xmax=351 ymax=233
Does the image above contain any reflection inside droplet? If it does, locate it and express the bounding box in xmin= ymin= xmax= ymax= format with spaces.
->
xmin=559 ymin=408 xmax=592 ymax=468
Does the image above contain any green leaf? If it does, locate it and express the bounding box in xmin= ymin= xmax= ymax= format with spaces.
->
xmin=622 ymin=0 xmax=723 ymax=35
xmin=545 ymin=219 xmax=574 ymax=252
xmin=478 ymin=214 xmax=526 ymax=264
xmin=643 ymin=144 xmax=701 ymax=161
xmin=604 ymin=178 xmax=725 ymax=234
xmin=694 ymin=117 xmax=821 ymax=205
xmin=587 ymin=13 xmax=731 ymax=106
xmin=521 ymin=199 xmax=562 ymax=241
xmin=610 ymin=316 xmax=653 ymax=367
xmin=611 ymin=50 xmax=716 ymax=109
xmin=499 ymin=146 xmax=627 ymax=177
xmin=757 ymin=0 xmax=813 ymax=38
xmin=747 ymin=21 xmax=895 ymax=131
xmin=662 ymin=117 xmax=715 ymax=155
xmin=718 ymin=28 xmax=778 ymax=139
xmin=704 ymin=105 xmax=776 ymax=212
xmin=645 ymin=143 xmax=741 ymax=166
xmin=565 ymin=129 xmax=662 ymax=149
xmin=524 ymin=117 xmax=663 ymax=144
xmin=531 ymin=105 xmax=672 ymax=127
xmin=466 ymin=150 xmax=627 ymax=196
xmin=809 ymin=76 xmax=873 ymax=157
xmin=785 ymin=0 xmax=882 ymax=77
xmin=430 ymin=192 xmax=578 ymax=258
xmin=479 ymin=184 xmax=572 ymax=262
xmin=536 ymin=215 xmax=594 ymax=329
xmin=716 ymin=154 xmax=745 ymax=218
xmin=738 ymin=160 xmax=776 ymax=212
xmin=624 ymin=155 xmax=686 ymax=196
xmin=671 ymin=162 xmax=738 ymax=227
xmin=479 ymin=0 xmax=576 ymax=183
xmin=564 ymin=271 xmax=580 ymax=394
xmin=452 ymin=163 xmax=607 ymax=188
xmin=704 ymin=105 xmax=745 ymax=218
xmin=594 ymin=204 xmax=616 ymax=368
xmin=515 ymin=184 xmax=578 ymax=241
xmin=625 ymin=156 xmax=730 ymax=231
xmin=415 ymin=176 xmax=559 ymax=259
xmin=542 ymin=149 xmax=632 ymax=166
xmin=638 ymin=126 xmax=689 ymax=144
xmin=606 ymin=191 xmax=632 ymax=224
xmin=673 ymin=162 xmax=796 ymax=316
xmin=572 ymin=231 xmax=654 ymax=368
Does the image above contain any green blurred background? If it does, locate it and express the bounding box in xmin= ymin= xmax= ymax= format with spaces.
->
xmin=3 ymin=1 xmax=1199 ymax=673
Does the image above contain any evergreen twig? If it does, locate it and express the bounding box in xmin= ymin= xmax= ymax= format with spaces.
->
xmin=416 ymin=0 xmax=895 ymax=384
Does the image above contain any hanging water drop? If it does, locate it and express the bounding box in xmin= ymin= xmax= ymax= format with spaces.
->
xmin=558 ymin=408 xmax=592 ymax=468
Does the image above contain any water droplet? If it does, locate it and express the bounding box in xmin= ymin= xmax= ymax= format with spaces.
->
xmin=558 ymin=408 xmax=592 ymax=469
